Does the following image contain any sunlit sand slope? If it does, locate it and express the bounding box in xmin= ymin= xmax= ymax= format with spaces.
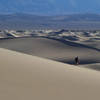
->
xmin=0 ymin=48 xmax=100 ymax=100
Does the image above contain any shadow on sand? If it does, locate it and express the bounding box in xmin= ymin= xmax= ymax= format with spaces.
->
xmin=45 ymin=37 xmax=100 ymax=52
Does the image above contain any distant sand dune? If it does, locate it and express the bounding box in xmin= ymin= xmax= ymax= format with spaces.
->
xmin=0 ymin=37 xmax=100 ymax=65
xmin=0 ymin=48 xmax=100 ymax=100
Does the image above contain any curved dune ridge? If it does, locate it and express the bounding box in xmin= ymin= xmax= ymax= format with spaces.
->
xmin=0 ymin=37 xmax=100 ymax=65
xmin=0 ymin=48 xmax=100 ymax=100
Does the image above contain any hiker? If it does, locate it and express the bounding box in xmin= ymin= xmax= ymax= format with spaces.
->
xmin=75 ymin=56 xmax=79 ymax=65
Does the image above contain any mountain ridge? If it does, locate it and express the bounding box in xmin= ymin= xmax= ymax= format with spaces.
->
xmin=0 ymin=13 xmax=100 ymax=30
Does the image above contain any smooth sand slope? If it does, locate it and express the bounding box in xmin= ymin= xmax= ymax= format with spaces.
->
xmin=0 ymin=37 xmax=100 ymax=65
xmin=0 ymin=48 xmax=100 ymax=100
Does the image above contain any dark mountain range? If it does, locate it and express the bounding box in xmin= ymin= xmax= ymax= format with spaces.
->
xmin=0 ymin=13 xmax=100 ymax=30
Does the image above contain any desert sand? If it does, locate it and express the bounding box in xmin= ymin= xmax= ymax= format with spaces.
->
xmin=0 ymin=48 xmax=100 ymax=100
xmin=0 ymin=37 xmax=100 ymax=66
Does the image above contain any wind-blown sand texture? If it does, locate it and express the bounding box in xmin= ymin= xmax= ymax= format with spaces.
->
xmin=0 ymin=48 xmax=100 ymax=100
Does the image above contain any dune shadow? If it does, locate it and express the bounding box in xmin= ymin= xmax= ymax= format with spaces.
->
xmin=1 ymin=36 xmax=100 ymax=52
xmin=45 ymin=37 xmax=100 ymax=52
xmin=84 ymin=65 xmax=100 ymax=71
xmin=53 ymin=58 xmax=100 ymax=65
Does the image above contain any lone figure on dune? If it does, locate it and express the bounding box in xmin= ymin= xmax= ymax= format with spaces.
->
xmin=75 ymin=56 xmax=79 ymax=65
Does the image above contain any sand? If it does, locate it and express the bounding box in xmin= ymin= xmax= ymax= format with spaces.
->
xmin=0 ymin=48 xmax=100 ymax=100
xmin=0 ymin=37 xmax=100 ymax=65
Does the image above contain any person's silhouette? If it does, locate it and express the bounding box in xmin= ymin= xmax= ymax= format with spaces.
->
xmin=75 ymin=56 xmax=79 ymax=65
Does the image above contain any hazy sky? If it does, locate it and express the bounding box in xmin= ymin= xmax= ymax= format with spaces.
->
xmin=0 ymin=0 xmax=100 ymax=15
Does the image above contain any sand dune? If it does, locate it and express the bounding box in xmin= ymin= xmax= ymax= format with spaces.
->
xmin=81 ymin=63 xmax=100 ymax=70
xmin=0 ymin=48 xmax=100 ymax=100
xmin=0 ymin=37 xmax=100 ymax=65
